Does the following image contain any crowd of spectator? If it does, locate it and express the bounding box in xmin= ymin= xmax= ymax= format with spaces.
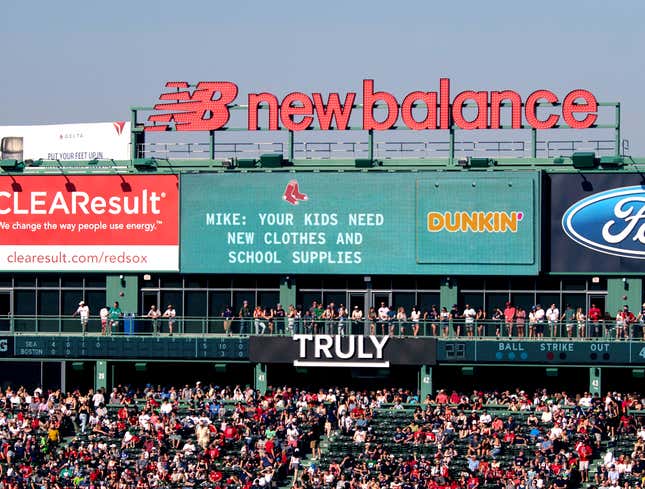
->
xmin=294 ymin=388 xmax=645 ymax=489
xmin=231 ymin=300 xmax=645 ymax=340
xmin=0 ymin=384 xmax=641 ymax=488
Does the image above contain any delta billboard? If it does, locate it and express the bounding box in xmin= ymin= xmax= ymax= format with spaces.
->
xmin=549 ymin=173 xmax=645 ymax=273
xmin=0 ymin=175 xmax=178 ymax=271
xmin=180 ymin=172 xmax=539 ymax=275
xmin=0 ymin=122 xmax=131 ymax=161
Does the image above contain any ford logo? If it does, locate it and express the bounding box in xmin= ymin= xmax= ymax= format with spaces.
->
xmin=562 ymin=185 xmax=645 ymax=259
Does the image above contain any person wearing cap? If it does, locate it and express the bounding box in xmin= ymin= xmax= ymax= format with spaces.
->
xmin=162 ymin=304 xmax=177 ymax=336
xmin=73 ymin=300 xmax=90 ymax=335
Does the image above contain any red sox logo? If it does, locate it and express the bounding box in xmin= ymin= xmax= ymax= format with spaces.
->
xmin=283 ymin=180 xmax=308 ymax=205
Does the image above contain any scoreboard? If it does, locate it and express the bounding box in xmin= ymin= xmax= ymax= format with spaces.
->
xmin=439 ymin=340 xmax=645 ymax=365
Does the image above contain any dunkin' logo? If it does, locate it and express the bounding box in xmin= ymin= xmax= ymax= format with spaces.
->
xmin=426 ymin=211 xmax=524 ymax=233
xmin=562 ymin=186 xmax=645 ymax=259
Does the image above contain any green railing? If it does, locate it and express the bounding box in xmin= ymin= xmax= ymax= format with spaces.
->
xmin=0 ymin=316 xmax=642 ymax=340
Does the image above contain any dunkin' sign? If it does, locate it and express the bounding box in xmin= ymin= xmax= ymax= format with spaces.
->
xmin=146 ymin=79 xmax=598 ymax=132
xmin=0 ymin=175 xmax=179 ymax=271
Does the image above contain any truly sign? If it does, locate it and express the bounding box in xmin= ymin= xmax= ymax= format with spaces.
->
xmin=146 ymin=79 xmax=598 ymax=132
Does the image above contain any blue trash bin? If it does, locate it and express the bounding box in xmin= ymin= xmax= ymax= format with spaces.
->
xmin=123 ymin=313 xmax=135 ymax=335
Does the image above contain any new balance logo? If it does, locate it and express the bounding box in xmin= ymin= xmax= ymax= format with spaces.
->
xmin=283 ymin=180 xmax=308 ymax=205
xmin=145 ymin=82 xmax=238 ymax=132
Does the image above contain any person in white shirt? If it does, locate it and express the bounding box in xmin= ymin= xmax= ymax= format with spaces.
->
xmin=162 ymin=304 xmax=177 ymax=336
xmin=463 ymin=304 xmax=476 ymax=337
xmin=377 ymin=302 xmax=390 ymax=336
xmin=546 ymin=304 xmax=560 ymax=337
xmin=73 ymin=301 xmax=90 ymax=335
xmin=534 ymin=305 xmax=546 ymax=338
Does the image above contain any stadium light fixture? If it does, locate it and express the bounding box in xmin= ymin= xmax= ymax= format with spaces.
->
xmin=571 ymin=152 xmax=597 ymax=169
xmin=133 ymin=158 xmax=158 ymax=171
xmin=0 ymin=159 xmax=25 ymax=172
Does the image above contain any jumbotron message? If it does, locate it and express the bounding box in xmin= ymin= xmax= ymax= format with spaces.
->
xmin=209 ymin=210 xmax=383 ymax=266
xmin=179 ymin=172 xmax=539 ymax=275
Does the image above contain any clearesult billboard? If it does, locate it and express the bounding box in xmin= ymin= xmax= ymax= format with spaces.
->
xmin=549 ymin=173 xmax=645 ymax=273
xmin=180 ymin=172 xmax=539 ymax=275
xmin=0 ymin=175 xmax=179 ymax=271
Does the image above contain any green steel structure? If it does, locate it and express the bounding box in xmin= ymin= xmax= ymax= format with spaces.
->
xmin=0 ymin=92 xmax=643 ymax=396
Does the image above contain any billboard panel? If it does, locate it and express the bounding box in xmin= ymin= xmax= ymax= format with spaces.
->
xmin=0 ymin=122 xmax=130 ymax=161
xmin=549 ymin=173 xmax=645 ymax=273
xmin=180 ymin=172 xmax=539 ymax=275
xmin=0 ymin=175 xmax=178 ymax=271
xmin=249 ymin=335 xmax=436 ymax=367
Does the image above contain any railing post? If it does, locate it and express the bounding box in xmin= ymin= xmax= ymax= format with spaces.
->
xmin=368 ymin=129 xmax=374 ymax=162
xmin=288 ymin=130 xmax=294 ymax=162
xmin=615 ymin=103 xmax=621 ymax=157
xmin=209 ymin=130 xmax=215 ymax=160
xmin=531 ymin=128 xmax=537 ymax=158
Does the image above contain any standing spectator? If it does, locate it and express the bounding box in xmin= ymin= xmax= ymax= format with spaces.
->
xmin=618 ymin=305 xmax=635 ymax=340
xmin=588 ymin=303 xmax=602 ymax=338
xmin=108 ymin=301 xmax=122 ymax=335
xmin=99 ymin=305 xmax=109 ymax=335
xmin=147 ymin=304 xmax=161 ymax=335
xmin=534 ymin=304 xmax=545 ymax=338
xmin=238 ymin=300 xmax=252 ymax=335
xmin=463 ymin=304 xmax=476 ymax=338
xmin=450 ymin=304 xmax=461 ymax=338
xmin=253 ymin=305 xmax=267 ymax=335
xmin=476 ymin=307 xmax=486 ymax=338
xmin=503 ymin=302 xmax=516 ymax=338
xmin=410 ymin=306 xmax=421 ymax=337
xmin=377 ymin=302 xmax=390 ymax=336
xmin=528 ymin=306 xmax=537 ymax=338
xmin=440 ymin=306 xmax=450 ymax=337
xmin=396 ymin=306 xmax=407 ymax=337
xmin=274 ymin=303 xmax=286 ymax=335
xmin=73 ymin=300 xmax=90 ymax=335
xmin=287 ymin=304 xmax=297 ymax=335
xmin=576 ymin=307 xmax=587 ymax=338
xmin=546 ymin=303 xmax=560 ymax=337
xmin=350 ymin=305 xmax=363 ymax=336
xmin=337 ymin=304 xmax=347 ymax=336
xmin=222 ymin=305 xmax=234 ymax=336
xmin=515 ymin=306 xmax=526 ymax=337
xmin=561 ymin=304 xmax=576 ymax=339
xmin=163 ymin=304 xmax=177 ymax=336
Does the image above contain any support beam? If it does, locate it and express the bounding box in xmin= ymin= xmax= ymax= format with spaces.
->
xmin=95 ymin=360 xmax=108 ymax=391
xmin=254 ymin=363 xmax=267 ymax=395
xmin=589 ymin=367 xmax=601 ymax=397
xmin=419 ymin=365 xmax=433 ymax=402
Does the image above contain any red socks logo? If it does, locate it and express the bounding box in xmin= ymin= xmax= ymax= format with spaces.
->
xmin=283 ymin=180 xmax=308 ymax=205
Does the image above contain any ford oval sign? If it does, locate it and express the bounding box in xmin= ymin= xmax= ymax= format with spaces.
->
xmin=562 ymin=185 xmax=645 ymax=259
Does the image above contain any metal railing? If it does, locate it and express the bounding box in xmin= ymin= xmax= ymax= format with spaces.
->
xmin=1 ymin=316 xmax=643 ymax=340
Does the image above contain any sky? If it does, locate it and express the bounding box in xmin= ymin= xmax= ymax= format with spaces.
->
xmin=2 ymin=0 xmax=645 ymax=153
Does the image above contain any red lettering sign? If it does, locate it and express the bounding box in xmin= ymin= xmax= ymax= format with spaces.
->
xmin=146 ymin=80 xmax=599 ymax=132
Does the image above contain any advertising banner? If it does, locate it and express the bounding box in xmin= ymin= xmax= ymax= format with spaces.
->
xmin=0 ymin=175 xmax=178 ymax=271
xmin=180 ymin=172 xmax=539 ymax=275
xmin=0 ymin=122 xmax=131 ymax=161
xmin=549 ymin=173 xmax=645 ymax=273
xmin=249 ymin=335 xmax=436 ymax=367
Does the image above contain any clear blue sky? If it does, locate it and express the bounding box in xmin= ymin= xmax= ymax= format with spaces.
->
xmin=2 ymin=0 xmax=644 ymax=153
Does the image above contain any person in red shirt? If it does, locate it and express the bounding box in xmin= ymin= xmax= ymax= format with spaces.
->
xmin=588 ymin=303 xmax=602 ymax=338
xmin=503 ymin=302 xmax=516 ymax=338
